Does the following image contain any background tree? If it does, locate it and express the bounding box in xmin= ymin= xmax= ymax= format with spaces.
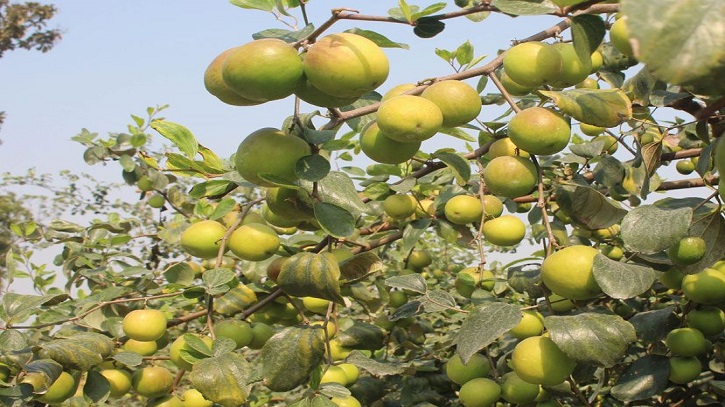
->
xmin=1 ymin=1 xmax=725 ymax=406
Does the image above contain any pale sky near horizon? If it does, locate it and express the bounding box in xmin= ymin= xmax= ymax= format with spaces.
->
xmin=0 ymin=1 xmax=560 ymax=185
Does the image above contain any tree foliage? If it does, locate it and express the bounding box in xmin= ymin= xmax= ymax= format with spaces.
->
xmin=2 ymin=1 xmax=725 ymax=406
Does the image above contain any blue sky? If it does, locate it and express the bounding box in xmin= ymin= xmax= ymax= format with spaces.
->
xmin=0 ymin=1 xmax=561 ymax=183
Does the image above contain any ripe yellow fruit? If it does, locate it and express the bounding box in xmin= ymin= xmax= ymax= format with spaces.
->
xmin=359 ymin=121 xmax=421 ymax=164
xmin=484 ymin=156 xmax=537 ymax=198
xmin=483 ymin=215 xmax=526 ymax=246
xmin=420 ymin=80 xmax=482 ymax=128
xmin=303 ymin=32 xmax=389 ymax=98
xmin=551 ymin=42 xmax=592 ymax=88
xmin=458 ymin=377 xmax=501 ymax=407
xmin=36 ymin=371 xmax=76 ymax=404
xmin=682 ymin=268 xmax=725 ymax=305
xmin=503 ymin=42 xmax=563 ymax=87
xmin=507 ymin=107 xmax=571 ymax=156
xmin=204 ymin=47 xmax=265 ymax=106
xmin=486 ymin=137 xmax=530 ymax=159
xmin=376 ymin=95 xmax=443 ymax=143
xmin=330 ymin=396 xmax=362 ymax=407
xmin=234 ymin=128 xmax=311 ymax=187
xmin=321 ymin=365 xmax=350 ymax=385
xmin=338 ymin=363 xmax=359 ymax=385
xmin=295 ymin=77 xmax=359 ymax=108
xmin=148 ymin=395 xmax=184 ymax=407
xmin=610 ymin=17 xmax=634 ymax=58
xmin=228 ymin=223 xmax=280 ymax=261
xmin=180 ymin=220 xmax=228 ymax=259
xmin=302 ymin=296 xmax=330 ymax=315
xmin=383 ymin=194 xmax=418 ymax=219
xmin=122 ymin=309 xmax=167 ymax=342
xmin=444 ymin=195 xmax=483 ymax=225
xmin=221 ymin=38 xmax=303 ymax=101
xmin=511 ymin=336 xmax=576 ymax=386
xmin=541 ymin=245 xmax=601 ymax=300
xmin=445 ymin=353 xmax=491 ymax=385
xmin=509 ymin=310 xmax=545 ymax=339
xmin=100 ymin=369 xmax=132 ymax=398
xmin=131 ymin=366 xmax=174 ymax=398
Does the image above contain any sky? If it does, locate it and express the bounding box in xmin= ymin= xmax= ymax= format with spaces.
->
xmin=0 ymin=0 xmax=560 ymax=184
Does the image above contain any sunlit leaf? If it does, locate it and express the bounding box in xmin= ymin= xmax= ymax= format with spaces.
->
xmin=620 ymin=205 xmax=692 ymax=254
xmin=592 ymin=254 xmax=658 ymax=299
xmin=454 ymin=302 xmax=521 ymax=364
xmin=151 ymin=120 xmax=198 ymax=159
xmin=261 ymin=326 xmax=325 ymax=391
xmin=190 ymin=353 xmax=251 ymax=407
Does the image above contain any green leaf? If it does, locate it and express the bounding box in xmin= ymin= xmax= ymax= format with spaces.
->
xmin=400 ymin=219 xmax=432 ymax=254
xmin=2 ymin=293 xmax=69 ymax=324
xmin=198 ymin=145 xmax=227 ymax=173
xmin=337 ymin=321 xmax=386 ymax=350
xmin=621 ymin=67 xmax=667 ymax=107
xmin=346 ymin=350 xmax=413 ymax=376
xmin=261 ymin=326 xmax=325 ymax=391
xmin=570 ymin=14 xmax=605 ymax=61
xmin=40 ymin=332 xmax=115 ymax=370
xmin=454 ymin=302 xmax=521 ymax=364
xmin=545 ymin=312 xmax=637 ymax=367
xmin=592 ymin=254 xmax=658 ymax=299
xmin=434 ymin=151 xmax=471 ymax=186
xmin=190 ymin=353 xmax=252 ymax=407
xmin=540 ymin=89 xmax=632 ymax=128
xmin=628 ymin=306 xmax=679 ymax=343
xmin=229 ymin=0 xmax=275 ymax=12
xmin=398 ymin=0 xmax=413 ymax=22
xmin=344 ymin=28 xmax=409 ymax=49
xmin=412 ymin=2 xmax=447 ymax=20
xmin=311 ymin=171 xmax=368 ymax=217
xmin=84 ymin=369 xmax=111 ymax=403
xmin=338 ymin=92 xmax=381 ymax=132
xmin=278 ymin=252 xmax=345 ymax=303
xmin=113 ymin=351 xmax=144 ymax=367
xmin=610 ymin=355 xmax=670 ymax=402
xmin=622 ymin=0 xmax=725 ymax=95
xmin=189 ymin=180 xmax=238 ymax=199
xmin=253 ymin=24 xmax=315 ymax=43
xmin=164 ymin=262 xmax=196 ymax=287
xmin=0 ymin=329 xmax=27 ymax=352
xmin=554 ymin=184 xmax=627 ymax=229
xmin=385 ymin=274 xmax=427 ymax=294
xmin=23 ymin=359 xmax=64 ymax=393
xmin=422 ymin=289 xmax=457 ymax=312
xmin=208 ymin=198 xmax=236 ymax=222
xmin=314 ymin=202 xmax=355 ymax=238
xmin=339 ymin=252 xmax=383 ymax=282
xmin=455 ymin=41 xmax=474 ymax=66
xmin=413 ymin=17 xmax=445 ymax=38
xmin=620 ymin=205 xmax=692 ymax=254
xmin=203 ymin=268 xmax=236 ymax=290
xmin=492 ymin=0 xmax=557 ymax=15
xmin=296 ymin=155 xmax=330 ymax=182
xmin=151 ymin=120 xmax=199 ymax=159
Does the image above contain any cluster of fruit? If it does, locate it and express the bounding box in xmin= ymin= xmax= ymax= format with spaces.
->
xmin=204 ymin=32 xmax=389 ymax=108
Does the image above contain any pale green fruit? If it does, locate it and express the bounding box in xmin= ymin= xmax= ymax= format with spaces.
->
xmin=682 ymin=268 xmax=725 ymax=305
xmin=509 ymin=310 xmax=545 ymax=339
xmin=228 ymin=223 xmax=280 ymax=261
xmin=303 ymin=32 xmax=389 ymax=98
xmin=182 ymin=388 xmax=213 ymax=407
xmin=420 ymin=80 xmax=482 ymax=128
xmin=100 ymin=369 xmax=132 ymax=398
xmin=445 ymin=353 xmax=491 ymax=385
xmin=484 ymin=156 xmax=538 ymax=198
xmin=486 ymin=137 xmax=530 ymax=159
xmin=180 ymin=220 xmax=228 ymax=259
xmin=131 ymin=366 xmax=174 ymax=399
xmin=204 ymin=47 xmax=265 ymax=106
xmin=381 ymin=83 xmax=417 ymax=101
xmin=507 ymin=107 xmax=571 ymax=156
xmin=221 ymin=38 xmax=303 ymax=101
xmin=295 ymin=77 xmax=359 ymax=108
xmin=503 ymin=42 xmax=563 ymax=87
xmin=541 ymin=245 xmax=601 ymax=300
xmin=686 ymin=306 xmax=725 ymax=337
xmin=330 ymin=396 xmax=363 ymax=407
xmin=552 ymin=42 xmax=592 ymax=88
xmin=170 ymin=335 xmax=213 ymax=371
xmin=458 ymin=377 xmax=501 ymax=407
xmin=511 ymin=336 xmax=576 ymax=386
xmin=444 ymin=195 xmax=483 ymax=225
xmin=376 ymin=95 xmax=443 ymax=143
xmin=482 ymin=195 xmax=504 ymax=219
xmin=122 ymin=309 xmax=167 ymax=342
xmin=235 ymin=128 xmax=311 ymax=187
xmin=213 ymin=319 xmax=254 ymax=349
xmin=36 ymin=371 xmax=76 ymax=404
xmin=265 ymin=187 xmax=314 ymax=222
xmin=593 ymin=134 xmax=619 ymax=155
xmin=668 ymin=356 xmax=702 ymax=384
xmin=665 ymin=327 xmax=708 ymax=356
xmin=499 ymin=70 xmax=535 ymax=96
xmin=248 ymin=322 xmax=275 ymax=349
xmin=610 ymin=17 xmax=634 ymax=58
xmin=500 ymin=371 xmax=541 ymax=404
xmin=383 ymin=194 xmax=418 ymax=219
xmin=359 ymin=121 xmax=421 ymax=164
xmin=123 ymin=339 xmax=158 ymax=356
xmin=580 ymin=122 xmax=605 ymax=137
xmin=482 ymin=215 xmax=526 ymax=246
